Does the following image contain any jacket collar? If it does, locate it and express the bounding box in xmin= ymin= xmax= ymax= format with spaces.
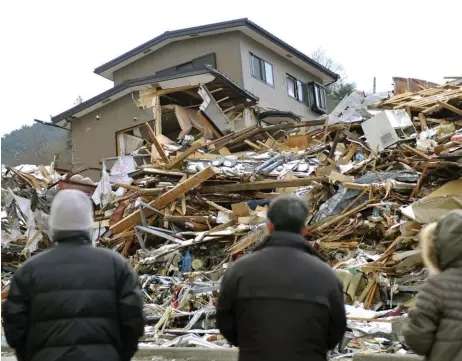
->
xmin=254 ymin=231 xmax=325 ymax=261
xmin=53 ymin=230 xmax=92 ymax=245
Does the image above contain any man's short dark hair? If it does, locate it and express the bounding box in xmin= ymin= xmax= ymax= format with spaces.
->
xmin=267 ymin=195 xmax=309 ymax=233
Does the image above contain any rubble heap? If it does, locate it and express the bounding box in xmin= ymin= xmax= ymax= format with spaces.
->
xmin=2 ymin=84 xmax=462 ymax=357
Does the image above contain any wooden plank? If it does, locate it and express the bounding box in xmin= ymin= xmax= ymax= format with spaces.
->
xmin=209 ymin=88 xmax=223 ymax=94
xmin=223 ymin=105 xmax=236 ymax=113
xmin=154 ymin=168 xmax=215 ymax=209
xmin=218 ymin=147 xmax=232 ymax=155
xmin=200 ymin=176 xmax=327 ymax=193
xmin=164 ymin=215 xmax=209 ymax=223
xmin=217 ymin=96 xmax=230 ymax=103
xmin=145 ymin=122 xmax=169 ymax=163
xmin=437 ymin=101 xmax=462 ymax=116
xmin=113 ymin=183 xmax=141 ymax=191
xmin=318 ymin=241 xmax=359 ymax=249
xmin=251 ymin=192 xmax=280 ymax=199
xmin=165 ymin=143 xmax=202 ymax=169
xmin=214 ymin=120 xmax=325 ymax=151
xmin=418 ymin=113 xmax=428 ymax=130
xmin=338 ymin=144 xmax=358 ymax=165
xmin=244 ymin=140 xmax=262 ymax=151
xmin=402 ymin=144 xmax=432 ymax=160
xmin=203 ymin=199 xmax=232 ymax=214
xmin=181 ymin=152 xmax=222 ymax=160
xmin=307 ymin=199 xmax=374 ymax=234
xmin=256 ymin=140 xmax=272 ymax=149
xmin=110 ymin=167 xmax=215 ymax=234
xmin=138 ymin=188 xmax=165 ymax=196
xmin=421 ymin=104 xmax=440 ymax=115
xmin=137 ymin=167 xmax=185 ymax=177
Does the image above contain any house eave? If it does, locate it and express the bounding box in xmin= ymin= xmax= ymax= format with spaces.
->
xmin=94 ymin=19 xmax=339 ymax=84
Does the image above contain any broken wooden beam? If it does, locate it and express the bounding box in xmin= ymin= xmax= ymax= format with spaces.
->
xmin=145 ymin=122 xmax=169 ymax=163
xmin=402 ymin=144 xmax=432 ymax=160
xmin=244 ymin=140 xmax=262 ymax=151
xmin=203 ymin=199 xmax=232 ymax=214
xmin=165 ymin=143 xmax=203 ymax=170
xmin=437 ymin=101 xmax=462 ymax=116
xmin=110 ymin=167 xmax=216 ymax=234
xmin=163 ymin=215 xmax=210 ymax=223
xmin=138 ymin=188 xmax=166 ymax=196
xmin=138 ymin=167 xmax=186 ymax=177
xmin=418 ymin=113 xmax=428 ymax=130
xmin=200 ymin=176 xmax=327 ymax=193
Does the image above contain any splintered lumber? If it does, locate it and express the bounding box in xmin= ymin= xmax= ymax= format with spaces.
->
xmin=307 ymin=199 xmax=374 ymax=234
xmin=203 ymin=199 xmax=232 ymax=214
xmin=244 ymin=140 xmax=262 ymax=151
xmin=138 ymin=167 xmax=185 ymax=177
xmin=200 ymin=176 xmax=327 ymax=193
xmin=318 ymin=241 xmax=359 ymax=249
xmin=110 ymin=167 xmax=215 ymax=234
xmin=163 ymin=216 xmax=209 ymax=223
xmin=418 ymin=113 xmax=428 ymax=130
xmin=402 ymin=144 xmax=432 ymax=160
xmin=113 ymin=183 xmax=141 ymax=191
xmin=165 ymin=144 xmax=202 ymax=170
xmin=138 ymin=188 xmax=165 ymax=196
xmin=214 ymin=120 xmax=326 ymax=151
xmin=437 ymin=101 xmax=462 ymax=116
xmin=145 ymin=122 xmax=169 ymax=163
xmin=251 ymin=192 xmax=280 ymax=199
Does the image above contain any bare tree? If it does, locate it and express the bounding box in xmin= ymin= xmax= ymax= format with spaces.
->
xmin=311 ymin=47 xmax=345 ymax=79
xmin=311 ymin=47 xmax=356 ymax=99
xmin=74 ymin=95 xmax=83 ymax=105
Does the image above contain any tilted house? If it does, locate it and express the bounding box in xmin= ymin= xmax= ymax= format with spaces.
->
xmin=51 ymin=19 xmax=339 ymax=179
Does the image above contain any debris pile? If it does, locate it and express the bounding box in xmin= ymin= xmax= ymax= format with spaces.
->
xmin=2 ymin=83 xmax=462 ymax=357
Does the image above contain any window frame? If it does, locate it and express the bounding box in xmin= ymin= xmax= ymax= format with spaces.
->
xmin=286 ymin=73 xmax=307 ymax=104
xmin=308 ymin=81 xmax=328 ymax=114
xmin=250 ymin=52 xmax=274 ymax=87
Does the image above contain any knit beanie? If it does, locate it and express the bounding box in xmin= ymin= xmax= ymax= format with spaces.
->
xmin=49 ymin=189 xmax=94 ymax=232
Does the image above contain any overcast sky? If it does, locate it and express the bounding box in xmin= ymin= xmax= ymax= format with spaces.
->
xmin=1 ymin=0 xmax=460 ymax=136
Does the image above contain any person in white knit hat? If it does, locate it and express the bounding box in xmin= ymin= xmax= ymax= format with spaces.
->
xmin=3 ymin=189 xmax=145 ymax=361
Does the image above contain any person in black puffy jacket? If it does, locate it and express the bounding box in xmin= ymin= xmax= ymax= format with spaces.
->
xmin=216 ymin=195 xmax=346 ymax=361
xmin=2 ymin=189 xmax=145 ymax=361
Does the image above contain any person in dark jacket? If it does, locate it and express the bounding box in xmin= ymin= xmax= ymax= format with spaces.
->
xmin=216 ymin=195 xmax=346 ymax=361
xmin=2 ymin=189 xmax=145 ymax=361
xmin=402 ymin=210 xmax=462 ymax=361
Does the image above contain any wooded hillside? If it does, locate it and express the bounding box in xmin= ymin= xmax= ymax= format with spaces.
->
xmin=1 ymin=123 xmax=72 ymax=168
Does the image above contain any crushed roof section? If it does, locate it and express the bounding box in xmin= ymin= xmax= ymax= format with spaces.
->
xmin=51 ymin=67 xmax=258 ymax=124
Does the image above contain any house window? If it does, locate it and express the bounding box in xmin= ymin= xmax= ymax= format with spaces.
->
xmin=308 ymin=81 xmax=328 ymax=114
xmin=287 ymin=74 xmax=306 ymax=103
xmin=250 ymin=53 xmax=274 ymax=86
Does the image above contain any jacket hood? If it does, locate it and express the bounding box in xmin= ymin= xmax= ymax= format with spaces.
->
xmin=420 ymin=210 xmax=462 ymax=274
xmin=254 ymin=231 xmax=326 ymax=262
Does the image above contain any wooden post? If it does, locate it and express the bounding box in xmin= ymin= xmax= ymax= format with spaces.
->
xmin=155 ymin=95 xmax=162 ymax=136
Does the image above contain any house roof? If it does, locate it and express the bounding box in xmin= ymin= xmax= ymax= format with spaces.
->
xmin=51 ymin=66 xmax=258 ymax=125
xmin=94 ymin=18 xmax=339 ymax=83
